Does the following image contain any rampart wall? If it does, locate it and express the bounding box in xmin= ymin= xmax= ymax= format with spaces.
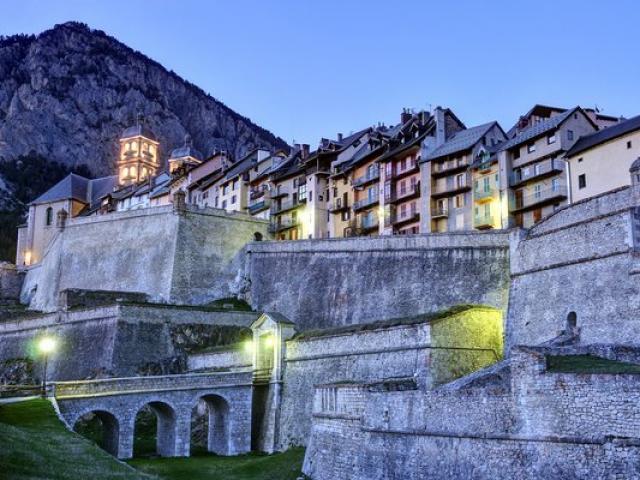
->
xmin=0 ymin=304 xmax=258 ymax=380
xmin=20 ymin=206 xmax=269 ymax=312
xmin=303 ymin=348 xmax=640 ymax=479
xmin=507 ymin=186 xmax=640 ymax=350
xmin=245 ymin=232 xmax=511 ymax=330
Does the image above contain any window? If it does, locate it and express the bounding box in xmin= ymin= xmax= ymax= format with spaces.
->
xmin=222 ymin=200 xmax=227 ymax=209
xmin=547 ymin=134 xmax=556 ymax=145
xmin=233 ymin=179 xmax=238 ymax=190
xmin=400 ymin=158 xmax=406 ymax=171
xmin=534 ymin=184 xmax=542 ymax=198
xmin=578 ymin=157 xmax=583 ymax=163
xmin=513 ymin=148 xmax=521 ymax=160
xmin=223 ymin=184 xmax=229 ymax=195
xmin=400 ymin=204 xmax=407 ymax=217
xmin=333 ymin=187 xmax=338 ymax=198
xmin=45 ymin=207 xmax=53 ymax=226
xmin=231 ymin=195 xmax=237 ymax=204
xmin=527 ymin=143 xmax=536 ymax=153
xmin=552 ymin=178 xmax=560 ymax=191
xmin=483 ymin=177 xmax=490 ymax=192
xmin=534 ymin=164 xmax=541 ymax=175
xmin=628 ymin=141 xmax=633 ymax=149
xmin=455 ymin=194 xmax=465 ymax=208
xmin=455 ymin=173 xmax=465 ymax=188
xmin=214 ymin=197 xmax=219 ymax=207
xmin=578 ymin=174 xmax=586 ymax=189
xmin=567 ymin=130 xmax=574 ymax=141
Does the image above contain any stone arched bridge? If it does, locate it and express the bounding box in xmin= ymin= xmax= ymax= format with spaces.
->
xmin=53 ymin=371 xmax=253 ymax=459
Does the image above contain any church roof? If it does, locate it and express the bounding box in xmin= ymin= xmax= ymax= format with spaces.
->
xmin=31 ymin=174 xmax=117 ymax=208
xmin=170 ymin=144 xmax=203 ymax=161
xmin=121 ymin=124 xmax=158 ymax=141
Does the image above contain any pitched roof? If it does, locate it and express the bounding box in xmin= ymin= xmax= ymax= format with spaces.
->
xmin=499 ymin=107 xmax=585 ymax=152
xmin=566 ymin=114 xmax=640 ymax=158
xmin=121 ymin=124 xmax=158 ymax=141
xmin=424 ymin=122 xmax=498 ymax=161
xmin=31 ymin=173 xmax=117 ymax=207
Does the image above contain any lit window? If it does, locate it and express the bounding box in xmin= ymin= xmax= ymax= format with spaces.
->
xmin=527 ymin=143 xmax=536 ymax=153
xmin=547 ymin=134 xmax=556 ymax=145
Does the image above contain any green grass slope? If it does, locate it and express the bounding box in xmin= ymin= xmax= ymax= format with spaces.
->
xmin=129 ymin=449 xmax=306 ymax=480
xmin=0 ymin=398 xmax=151 ymax=480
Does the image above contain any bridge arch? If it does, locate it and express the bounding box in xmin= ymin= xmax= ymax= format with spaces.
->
xmin=73 ymin=410 xmax=120 ymax=457
xmin=192 ymin=393 xmax=232 ymax=455
xmin=134 ymin=400 xmax=178 ymax=457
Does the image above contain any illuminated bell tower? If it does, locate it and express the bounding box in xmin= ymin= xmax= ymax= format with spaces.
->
xmin=117 ymin=116 xmax=160 ymax=186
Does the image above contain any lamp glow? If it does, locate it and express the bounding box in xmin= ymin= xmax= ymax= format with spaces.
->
xmin=264 ymin=336 xmax=275 ymax=348
xmin=243 ymin=340 xmax=254 ymax=353
xmin=38 ymin=337 xmax=56 ymax=354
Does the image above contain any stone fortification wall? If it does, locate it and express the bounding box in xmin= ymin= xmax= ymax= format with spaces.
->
xmin=187 ymin=345 xmax=252 ymax=372
xmin=20 ymin=206 xmax=268 ymax=312
xmin=0 ymin=304 xmax=257 ymax=381
xmin=303 ymin=348 xmax=640 ymax=479
xmin=0 ymin=262 xmax=23 ymax=303
xmin=278 ymin=320 xmax=431 ymax=450
xmin=507 ymin=186 xmax=640 ymax=350
xmin=246 ymin=232 xmax=510 ymax=330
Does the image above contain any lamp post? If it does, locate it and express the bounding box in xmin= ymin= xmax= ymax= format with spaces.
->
xmin=38 ymin=336 xmax=56 ymax=397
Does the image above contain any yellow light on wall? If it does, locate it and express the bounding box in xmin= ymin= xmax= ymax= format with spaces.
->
xmin=24 ymin=250 xmax=32 ymax=266
xmin=243 ymin=340 xmax=254 ymax=353
xmin=263 ymin=336 xmax=275 ymax=348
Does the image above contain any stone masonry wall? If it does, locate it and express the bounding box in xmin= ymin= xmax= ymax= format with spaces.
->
xmin=507 ymin=186 xmax=640 ymax=350
xmin=278 ymin=321 xmax=431 ymax=450
xmin=0 ymin=304 xmax=258 ymax=380
xmin=304 ymin=348 xmax=640 ymax=479
xmin=246 ymin=232 xmax=510 ymax=330
xmin=20 ymin=206 xmax=268 ymax=312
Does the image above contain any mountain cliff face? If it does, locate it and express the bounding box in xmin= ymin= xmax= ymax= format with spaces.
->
xmin=0 ymin=21 xmax=288 ymax=261
xmin=0 ymin=21 xmax=287 ymax=173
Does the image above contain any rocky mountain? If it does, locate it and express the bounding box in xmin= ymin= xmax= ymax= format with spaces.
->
xmin=0 ymin=21 xmax=288 ymax=261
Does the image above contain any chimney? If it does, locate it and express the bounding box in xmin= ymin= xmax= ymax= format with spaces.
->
xmin=301 ymin=144 xmax=310 ymax=159
xmin=401 ymin=108 xmax=413 ymax=124
xmin=337 ymin=133 xmax=343 ymax=142
xmin=434 ymin=106 xmax=446 ymax=146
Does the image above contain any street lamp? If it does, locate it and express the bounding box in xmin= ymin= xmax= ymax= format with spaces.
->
xmin=38 ymin=336 xmax=56 ymax=397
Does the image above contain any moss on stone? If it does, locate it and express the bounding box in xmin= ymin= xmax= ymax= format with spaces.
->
xmin=546 ymin=355 xmax=640 ymax=374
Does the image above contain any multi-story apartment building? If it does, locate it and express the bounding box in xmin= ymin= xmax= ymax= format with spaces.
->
xmin=378 ymin=112 xmax=436 ymax=235
xmin=565 ymin=115 xmax=640 ymax=203
xmin=421 ymin=121 xmax=506 ymax=232
xmin=268 ymin=148 xmax=309 ymax=240
xmin=497 ymin=106 xmax=598 ymax=228
xmin=186 ymin=151 xmax=229 ymax=208
xmin=247 ymin=150 xmax=287 ymax=220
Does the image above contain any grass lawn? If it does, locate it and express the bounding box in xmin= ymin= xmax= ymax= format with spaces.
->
xmin=129 ymin=448 xmax=306 ymax=480
xmin=0 ymin=397 xmax=306 ymax=480
xmin=546 ymin=354 xmax=640 ymax=374
xmin=0 ymin=398 xmax=150 ymax=480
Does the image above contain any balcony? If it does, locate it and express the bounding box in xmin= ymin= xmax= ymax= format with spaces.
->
xmin=474 ymin=213 xmax=495 ymax=229
xmin=250 ymin=188 xmax=268 ymax=200
xmin=268 ymin=218 xmax=300 ymax=233
xmin=511 ymin=184 xmax=568 ymax=212
xmin=389 ymin=182 xmax=420 ymax=204
xmin=510 ymin=159 xmax=564 ymax=187
xmin=358 ymin=215 xmax=379 ymax=231
xmin=474 ymin=186 xmax=497 ymax=203
xmin=392 ymin=210 xmax=420 ymax=226
xmin=431 ymin=206 xmax=449 ymax=219
xmin=431 ymin=175 xmax=471 ymax=198
xmin=270 ymin=197 xmax=306 ymax=215
xmin=353 ymin=169 xmax=380 ymax=187
xmin=353 ymin=194 xmax=379 ymax=211
xmin=329 ymin=198 xmax=349 ymax=213
xmin=432 ymin=158 xmax=469 ymax=178
xmin=248 ymin=199 xmax=270 ymax=214
xmin=391 ymin=161 xmax=419 ymax=180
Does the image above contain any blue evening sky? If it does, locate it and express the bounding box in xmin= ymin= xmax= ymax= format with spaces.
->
xmin=2 ymin=0 xmax=639 ymax=144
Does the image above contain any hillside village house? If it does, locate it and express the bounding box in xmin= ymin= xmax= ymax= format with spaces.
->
xmin=16 ymin=104 xmax=638 ymax=266
xmin=565 ymin=115 xmax=640 ymax=202
xmin=497 ymin=106 xmax=599 ymax=228
xmin=421 ymin=121 xmax=507 ymax=232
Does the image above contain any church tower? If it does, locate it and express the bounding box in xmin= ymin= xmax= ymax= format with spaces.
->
xmin=117 ymin=116 xmax=160 ymax=186
xmin=168 ymin=134 xmax=203 ymax=174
